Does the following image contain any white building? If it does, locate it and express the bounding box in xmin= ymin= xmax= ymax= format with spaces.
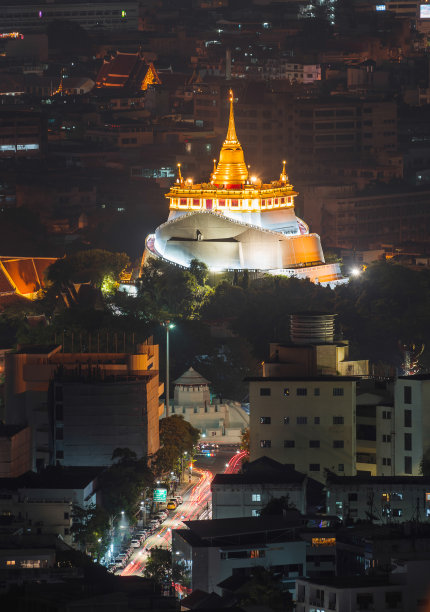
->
xmin=211 ymin=456 xmax=308 ymax=518
xmin=172 ymin=514 xmax=306 ymax=594
xmin=168 ymin=367 xmax=248 ymax=444
xmin=326 ymin=473 xmax=430 ymax=523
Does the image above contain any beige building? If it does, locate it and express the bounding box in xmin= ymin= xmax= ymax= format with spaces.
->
xmin=248 ymin=313 xmax=367 ymax=483
xmin=5 ymin=340 xmax=163 ymax=469
xmin=0 ymin=425 xmax=31 ymax=478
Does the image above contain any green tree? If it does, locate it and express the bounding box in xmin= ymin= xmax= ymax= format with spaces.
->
xmin=143 ymin=547 xmax=189 ymax=587
xmin=47 ymin=249 xmax=129 ymax=290
xmin=259 ymin=495 xmax=297 ymax=516
xmin=155 ymin=415 xmax=200 ymax=476
xmin=240 ymin=428 xmax=250 ymax=453
xmin=98 ymin=449 xmax=154 ymax=520
xmin=71 ymin=504 xmax=110 ymax=559
xmin=237 ymin=567 xmax=294 ymax=610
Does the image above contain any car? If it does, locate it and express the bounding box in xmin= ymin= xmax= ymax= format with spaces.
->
xmin=149 ymin=519 xmax=160 ymax=529
xmin=167 ymin=500 xmax=177 ymax=510
xmin=175 ymin=496 xmax=183 ymax=505
xmin=131 ymin=539 xmax=140 ymax=548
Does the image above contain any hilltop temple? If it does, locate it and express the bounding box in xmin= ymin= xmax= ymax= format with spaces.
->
xmin=145 ymin=91 xmax=342 ymax=285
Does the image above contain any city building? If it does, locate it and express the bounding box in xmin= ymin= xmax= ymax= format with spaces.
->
xmin=95 ymin=52 xmax=161 ymax=92
xmin=1 ymin=1 xmax=139 ymax=32
xmin=248 ymin=314 xmax=368 ymax=482
xmin=0 ymin=110 xmax=46 ymax=158
xmin=145 ymin=91 xmax=342 ymax=285
xmin=211 ymin=456 xmax=308 ymax=518
xmin=326 ymin=473 xmax=430 ymax=523
xmin=5 ymin=339 xmax=162 ymax=469
xmin=172 ymin=513 xmax=307 ymax=594
xmin=168 ymin=367 xmax=248 ymax=444
xmin=0 ymin=425 xmax=31 ymax=478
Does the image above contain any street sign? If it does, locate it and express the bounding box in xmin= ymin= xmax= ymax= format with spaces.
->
xmin=153 ymin=488 xmax=167 ymax=502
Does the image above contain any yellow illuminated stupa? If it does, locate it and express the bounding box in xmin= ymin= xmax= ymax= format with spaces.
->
xmin=145 ymin=91 xmax=342 ymax=285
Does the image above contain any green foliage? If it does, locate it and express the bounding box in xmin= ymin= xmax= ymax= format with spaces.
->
xmin=240 ymin=428 xmax=250 ymax=453
xmin=138 ymin=258 xmax=212 ymax=320
xmin=259 ymin=495 xmax=297 ymax=516
xmin=237 ymin=566 xmax=294 ymax=610
xmin=98 ymin=449 xmax=154 ymax=519
xmin=155 ymin=415 xmax=200 ymax=476
xmin=143 ymin=547 xmax=189 ymax=587
xmin=71 ymin=504 xmax=110 ymax=559
xmin=47 ymin=249 xmax=129 ymax=290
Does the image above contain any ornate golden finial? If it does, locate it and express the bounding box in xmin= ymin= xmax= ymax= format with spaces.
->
xmin=280 ymin=160 xmax=288 ymax=183
xmin=213 ymin=159 xmax=217 ymax=173
xmin=211 ymin=90 xmax=248 ymax=185
xmin=177 ymin=163 xmax=184 ymax=185
xmin=225 ymin=89 xmax=239 ymax=145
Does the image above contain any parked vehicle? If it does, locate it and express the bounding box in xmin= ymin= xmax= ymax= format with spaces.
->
xmin=149 ymin=519 xmax=160 ymax=529
xmin=131 ymin=539 xmax=140 ymax=548
xmin=175 ymin=496 xmax=183 ymax=505
xmin=167 ymin=499 xmax=177 ymax=510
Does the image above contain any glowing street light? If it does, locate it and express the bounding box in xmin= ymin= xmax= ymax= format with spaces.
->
xmin=162 ymin=320 xmax=176 ymax=417
xmin=351 ymin=267 xmax=361 ymax=277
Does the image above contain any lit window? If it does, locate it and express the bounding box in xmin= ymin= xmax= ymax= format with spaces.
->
xmin=251 ymin=509 xmax=260 ymax=516
xmin=252 ymin=493 xmax=261 ymax=502
xmin=231 ymin=199 xmax=239 ymax=207
xmin=6 ymin=560 xmax=15 ymax=566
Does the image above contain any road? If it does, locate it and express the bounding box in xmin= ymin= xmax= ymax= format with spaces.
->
xmin=120 ymin=449 xmax=247 ymax=577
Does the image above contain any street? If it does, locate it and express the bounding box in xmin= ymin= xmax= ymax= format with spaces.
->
xmin=120 ymin=449 xmax=247 ymax=577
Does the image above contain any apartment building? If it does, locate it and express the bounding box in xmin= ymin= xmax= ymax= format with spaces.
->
xmin=5 ymin=340 xmax=163 ymax=469
xmin=327 ymin=473 xmax=430 ymax=523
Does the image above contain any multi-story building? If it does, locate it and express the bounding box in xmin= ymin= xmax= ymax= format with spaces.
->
xmin=211 ymin=456 xmax=308 ymax=518
xmin=326 ymin=473 xmax=430 ymax=523
xmin=0 ymin=110 xmax=45 ymax=158
xmin=0 ymin=425 xmax=31 ymax=478
xmin=173 ymin=514 xmax=307 ymax=594
xmin=1 ymin=1 xmax=139 ymax=32
xmin=5 ymin=340 xmax=163 ymax=469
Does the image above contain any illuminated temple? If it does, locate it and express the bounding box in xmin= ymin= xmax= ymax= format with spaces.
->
xmin=145 ymin=92 xmax=342 ymax=285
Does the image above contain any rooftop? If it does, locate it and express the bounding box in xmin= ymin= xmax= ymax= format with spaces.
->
xmin=327 ymin=473 xmax=430 ymax=486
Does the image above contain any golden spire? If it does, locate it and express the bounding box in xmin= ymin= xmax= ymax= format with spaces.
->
xmin=177 ymin=163 xmax=184 ymax=185
xmin=280 ymin=160 xmax=288 ymax=183
xmin=211 ymin=90 xmax=248 ymax=186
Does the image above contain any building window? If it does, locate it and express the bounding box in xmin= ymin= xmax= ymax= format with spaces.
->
xmin=392 ymin=509 xmax=403 ymax=518
xmin=56 ymin=450 xmax=64 ymax=459
xmin=382 ymin=434 xmax=391 ymax=443
xmin=251 ymin=493 xmax=261 ymax=502
xmin=309 ymin=440 xmax=320 ymax=448
xmin=333 ymin=440 xmax=344 ymax=448
xmin=382 ymin=411 xmax=391 ymax=420
xmin=55 ymin=404 xmax=63 ymax=420
xmin=404 ymin=385 xmax=412 ymax=404
xmin=314 ymin=388 xmax=320 ymax=396
xmin=283 ymin=417 xmax=290 ymax=424
xmin=297 ymin=388 xmax=307 ymax=396
xmin=297 ymin=416 xmax=307 ymax=424
xmin=314 ymin=416 xmax=320 ymax=424
xmin=333 ymin=416 xmax=344 ymax=425
xmin=284 ymin=440 xmax=295 ymax=448
xmin=55 ymin=387 xmax=63 ymax=401
xmin=284 ymin=388 xmax=290 ymax=396
xmin=309 ymin=463 xmax=320 ymax=471
xmin=64 ymin=512 xmax=69 ymax=520
xmin=404 ymin=456 xmax=412 ymax=474
xmin=260 ymin=416 xmax=271 ymax=424
xmin=333 ymin=388 xmax=344 ymax=396
xmin=260 ymin=440 xmax=271 ymax=448
xmin=260 ymin=387 xmax=271 ymax=396
xmin=404 ymin=433 xmax=412 ymax=451
xmin=251 ymin=509 xmax=260 ymax=516
xmin=382 ymin=457 xmax=391 ymax=466
xmin=6 ymin=560 xmax=15 ymax=566
xmin=404 ymin=409 xmax=412 ymax=427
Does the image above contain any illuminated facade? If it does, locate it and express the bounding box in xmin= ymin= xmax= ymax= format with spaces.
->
xmin=145 ymin=91 xmax=342 ymax=284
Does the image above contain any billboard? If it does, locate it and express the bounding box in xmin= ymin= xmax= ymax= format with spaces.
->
xmin=153 ymin=488 xmax=167 ymax=502
xmin=420 ymin=4 xmax=430 ymax=18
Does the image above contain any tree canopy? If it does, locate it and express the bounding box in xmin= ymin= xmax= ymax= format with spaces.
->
xmin=47 ymin=249 xmax=129 ymax=290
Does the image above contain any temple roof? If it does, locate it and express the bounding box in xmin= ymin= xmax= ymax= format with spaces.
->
xmin=174 ymin=366 xmax=211 ymax=386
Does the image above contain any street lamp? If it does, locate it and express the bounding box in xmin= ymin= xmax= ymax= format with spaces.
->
xmin=163 ymin=320 xmax=175 ymax=417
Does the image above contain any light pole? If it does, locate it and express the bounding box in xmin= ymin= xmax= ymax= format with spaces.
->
xmin=163 ymin=320 xmax=175 ymax=417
